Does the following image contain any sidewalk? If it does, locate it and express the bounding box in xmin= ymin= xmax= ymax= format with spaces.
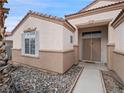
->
xmin=73 ymin=63 xmax=107 ymax=93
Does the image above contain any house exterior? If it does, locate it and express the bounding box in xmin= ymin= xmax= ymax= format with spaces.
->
xmin=110 ymin=9 xmax=124 ymax=82
xmin=11 ymin=11 xmax=75 ymax=73
xmin=4 ymin=32 xmax=13 ymax=59
xmin=65 ymin=0 xmax=124 ymax=81
xmin=7 ymin=0 xmax=124 ymax=80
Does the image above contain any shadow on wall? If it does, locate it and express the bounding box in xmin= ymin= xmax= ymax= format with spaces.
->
xmin=5 ymin=45 xmax=12 ymax=60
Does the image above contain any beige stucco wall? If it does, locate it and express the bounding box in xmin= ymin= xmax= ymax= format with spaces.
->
xmin=68 ymin=10 xmax=121 ymax=26
xmin=114 ymin=21 xmax=124 ymax=50
xmin=12 ymin=16 xmax=75 ymax=73
xmin=108 ymin=23 xmax=117 ymax=44
xmin=112 ymin=51 xmax=124 ymax=82
xmin=74 ymin=45 xmax=79 ymax=64
xmin=63 ymin=50 xmax=75 ymax=72
xmin=13 ymin=18 xmax=29 ymax=50
xmin=68 ymin=10 xmax=121 ymax=46
xmin=63 ymin=28 xmax=74 ymax=51
xmin=101 ymin=27 xmax=108 ymax=63
xmin=108 ymin=44 xmax=124 ymax=82
xmin=107 ymin=44 xmax=114 ymax=70
xmin=13 ymin=16 xmax=64 ymax=51
xmin=109 ymin=21 xmax=124 ymax=82
xmin=66 ymin=10 xmax=121 ymax=64
xmin=13 ymin=16 xmax=74 ymax=51
xmin=12 ymin=49 xmax=74 ymax=73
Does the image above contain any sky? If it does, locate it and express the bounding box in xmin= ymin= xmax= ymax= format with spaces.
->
xmin=4 ymin=0 xmax=93 ymax=32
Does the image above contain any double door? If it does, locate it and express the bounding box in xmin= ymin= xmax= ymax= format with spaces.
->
xmin=82 ymin=32 xmax=101 ymax=62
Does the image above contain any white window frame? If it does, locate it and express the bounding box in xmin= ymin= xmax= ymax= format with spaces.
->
xmin=21 ymin=31 xmax=39 ymax=57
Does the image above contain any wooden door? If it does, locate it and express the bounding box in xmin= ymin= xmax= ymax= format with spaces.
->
xmin=83 ymin=39 xmax=91 ymax=61
xmin=83 ymin=38 xmax=101 ymax=62
xmin=91 ymin=38 xmax=101 ymax=61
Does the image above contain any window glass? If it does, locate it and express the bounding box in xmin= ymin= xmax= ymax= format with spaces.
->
xmin=24 ymin=31 xmax=36 ymax=55
xmin=30 ymin=38 xmax=35 ymax=54
xmin=25 ymin=39 xmax=30 ymax=54
xmin=70 ymin=36 xmax=73 ymax=44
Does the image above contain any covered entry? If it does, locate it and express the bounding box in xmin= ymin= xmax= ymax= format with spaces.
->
xmin=78 ymin=25 xmax=108 ymax=63
xmin=82 ymin=31 xmax=101 ymax=62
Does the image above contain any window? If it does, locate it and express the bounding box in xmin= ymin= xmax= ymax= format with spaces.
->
xmin=70 ymin=36 xmax=73 ymax=44
xmin=82 ymin=31 xmax=101 ymax=36
xmin=25 ymin=39 xmax=30 ymax=54
xmin=30 ymin=38 xmax=35 ymax=54
xmin=22 ymin=31 xmax=38 ymax=56
xmin=82 ymin=31 xmax=101 ymax=39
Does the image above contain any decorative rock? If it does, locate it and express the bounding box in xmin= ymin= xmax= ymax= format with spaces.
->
xmin=0 ymin=63 xmax=83 ymax=93
xmin=102 ymin=71 xmax=124 ymax=93
xmin=0 ymin=62 xmax=83 ymax=93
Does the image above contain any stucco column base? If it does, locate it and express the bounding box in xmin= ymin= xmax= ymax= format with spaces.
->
xmin=107 ymin=43 xmax=115 ymax=70
xmin=74 ymin=45 xmax=79 ymax=65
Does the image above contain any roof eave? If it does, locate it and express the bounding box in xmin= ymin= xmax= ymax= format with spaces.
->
xmin=65 ymin=1 xmax=124 ymax=20
xmin=11 ymin=10 xmax=75 ymax=35
xmin=111 ymin=9 xmax=124 ymax=29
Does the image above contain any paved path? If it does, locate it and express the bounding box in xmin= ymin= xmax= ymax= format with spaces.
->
xmin=73 ymin=63 xmax=107 ymax=93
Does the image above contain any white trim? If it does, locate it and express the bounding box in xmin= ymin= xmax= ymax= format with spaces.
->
xmin=22 ymin=53 xmax=39 ymax=58
xmin=21 ymin=31 xmax=39 ymax=57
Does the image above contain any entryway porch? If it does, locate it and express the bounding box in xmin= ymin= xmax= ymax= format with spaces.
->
xmin=78 ymin=23 xmax=108 ymax=64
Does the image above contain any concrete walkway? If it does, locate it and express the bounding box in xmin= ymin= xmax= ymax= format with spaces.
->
xmin=73 ymin=63 xmax=107 ymax=93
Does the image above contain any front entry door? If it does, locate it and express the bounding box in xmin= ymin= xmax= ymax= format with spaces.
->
xmin=91 ymin=38 xmax=101 ymax=61
xmin=82 ymin=31 xmax=101 ymax=62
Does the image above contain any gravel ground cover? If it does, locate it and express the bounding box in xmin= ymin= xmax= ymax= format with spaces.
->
xmin=0 ymin=62 xmax=83 ymax=93
xmin=102 ymin=71 xmax=124 ymax=93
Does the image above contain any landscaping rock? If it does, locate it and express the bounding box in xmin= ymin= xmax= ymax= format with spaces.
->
xmin=0 ymin=62 xmax=83 ymax=93
xmin=102 ymin=71 xmax=124 ymax=93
